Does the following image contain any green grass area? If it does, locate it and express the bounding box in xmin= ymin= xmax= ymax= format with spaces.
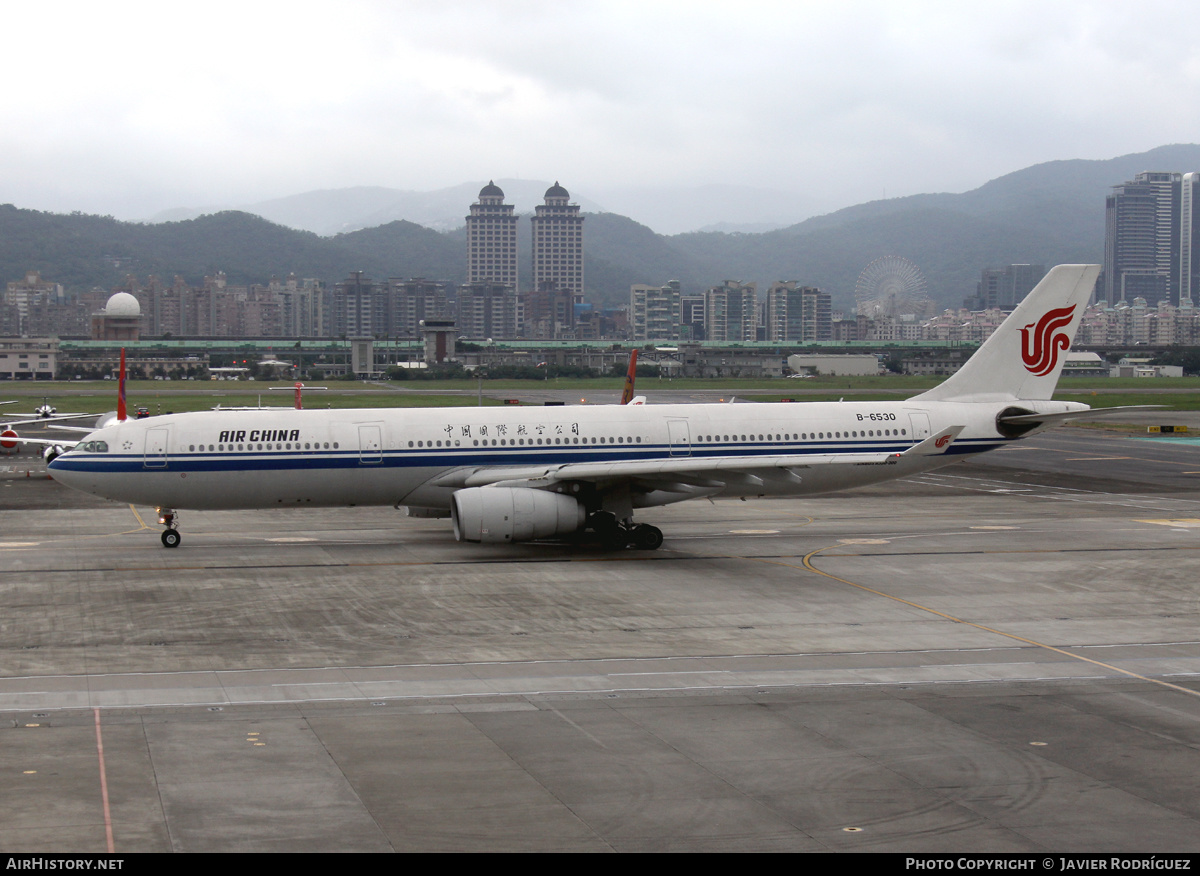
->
xmin=1 ymin=382 xmax=504 ymax=415
xmin=1057 ymin=376 xmax=1200 ymax=391
xmin=5 ymin=373 xmax=1199 ymax=416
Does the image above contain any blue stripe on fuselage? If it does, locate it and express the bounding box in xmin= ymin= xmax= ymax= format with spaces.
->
xmin=49 ymin=436 xmax=1004 ymax=475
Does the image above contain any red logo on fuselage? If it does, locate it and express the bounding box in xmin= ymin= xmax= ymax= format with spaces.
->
xmin=1020 ymin=305 xmax=1076 ymax=376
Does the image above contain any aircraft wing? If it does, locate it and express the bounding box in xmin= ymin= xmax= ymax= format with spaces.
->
xmin=433 ymin=426 xmax=964 ymax=491
xmin=0 ymin=412 xmax=96 ymax=428
xmin=46 ymin=424 xmax=101 ymax=434
xmin=5 ymin=436 xmax=79 ymax=449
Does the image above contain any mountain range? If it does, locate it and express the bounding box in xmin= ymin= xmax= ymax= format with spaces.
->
xmin=149 ymin=180 xmax=819 ymax=237
xmin=4 ymin=144 xmax=1199 ymax=315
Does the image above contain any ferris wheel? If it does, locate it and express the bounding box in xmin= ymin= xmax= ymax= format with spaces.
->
xmin=855 ymin=256 xmax=933 ymax=319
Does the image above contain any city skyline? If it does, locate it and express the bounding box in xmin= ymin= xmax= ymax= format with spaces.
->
xmin=5 ymin=148 xmax=1200 ymax=334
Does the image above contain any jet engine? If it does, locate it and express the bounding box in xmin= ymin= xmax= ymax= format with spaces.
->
xmin=43 ymin=444 xmax=66 ymax=463
xmin=0 ymin=429 xmax=17 ymax=455
xmin=451 ymin=487 xmax=586 ymax=544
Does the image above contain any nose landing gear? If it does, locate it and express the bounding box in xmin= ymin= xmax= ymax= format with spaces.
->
xmin=158 ymin=509 xmax=181 ymax=548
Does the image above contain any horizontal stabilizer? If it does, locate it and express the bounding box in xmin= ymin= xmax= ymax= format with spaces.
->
xmin=998 ymin=405 xmax=1166 ymax=426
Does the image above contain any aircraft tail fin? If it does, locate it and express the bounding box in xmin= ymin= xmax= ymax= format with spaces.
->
xmin=912 ymin=264 xmax=1099 ymax=403
xmin=117 ymin=348 xmax=127 ymax=422
xmin=620 ymin=349 xmax=638 ymax=405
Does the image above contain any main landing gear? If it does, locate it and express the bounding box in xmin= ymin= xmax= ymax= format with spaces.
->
xmin=158 ymin=509 xmax=181 ymax=548
xmin=628 ymin=523 xmax=665 ymax=551
xmin=587 ymin=512 xmax=664 ymax=551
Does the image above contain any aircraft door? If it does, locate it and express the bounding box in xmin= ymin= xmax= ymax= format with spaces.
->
xmin=667 ymin=418 xmax=691 ymax=457
xmin=909 ymin=412 xmax=931 ymax=441
xmin=358 ymin=424 xmax=383 ymax=464
xmin=144 ymin=427 xmax=169 ymax=469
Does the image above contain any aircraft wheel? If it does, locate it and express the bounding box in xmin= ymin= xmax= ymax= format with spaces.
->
xmin=631 ymin=524 xmax=663 ymax=550
xmin=161 ymin=529 xmax=181 ymax=549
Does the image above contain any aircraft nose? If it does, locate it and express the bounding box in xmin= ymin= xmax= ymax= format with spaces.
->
xmin=48 ymin=456 xmax=109 ymax=502
xmin=47 ymin=454 xmax=82 ymax=487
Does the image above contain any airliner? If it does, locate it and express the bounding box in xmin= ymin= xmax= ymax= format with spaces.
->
xmin=48 ymin=265 xmax=1128 ymax=550
xmin=1 ymin=406 xmax=112 ymax=457
xmin=2 ymin=353 xmax=130 ymax=456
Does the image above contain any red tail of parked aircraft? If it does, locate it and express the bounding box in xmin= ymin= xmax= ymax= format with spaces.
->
xmin=117 ymin=348 xmax=127 ymax=422
xmin=619 ymin=350 xmax=638 ymax=405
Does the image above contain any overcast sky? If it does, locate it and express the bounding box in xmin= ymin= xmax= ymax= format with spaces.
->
xmin=3 ymin=0 xmax=1198 ymax=224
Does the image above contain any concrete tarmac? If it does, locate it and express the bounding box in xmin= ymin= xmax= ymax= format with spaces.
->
xmin=2 ymin=428 xmax=1200 ymax=852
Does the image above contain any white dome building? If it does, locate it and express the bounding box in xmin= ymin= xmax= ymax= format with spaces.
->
xmin=104 ymin=292 xmax=141 ymax=318
xmin=91 ymin=291 xmax=142 ymax=340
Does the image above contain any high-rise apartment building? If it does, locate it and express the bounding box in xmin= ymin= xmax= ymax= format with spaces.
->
xmin=457 ymin=282 xmax=520 ymax=339
xmin=466 ymin=181 xmax=519 ymax=289
xmin=272 ymin=274 xmax=327 ymax=337
xmin=704 ymin=280 xmax=757 ymax=343
xmin=630 ymin=281 xmax=681 ymax=341
xmin=386 ymin=278 xmax=447 ymax=337
xmin=3 ymin=270 xmax=64 ymax=336
xmin=530 ymin=182 xmax=584 ymax=305
xmin=765 ymin=282 xmax=831 ymax=342
xmin=328 ymin=271 xmax=382 ymax=337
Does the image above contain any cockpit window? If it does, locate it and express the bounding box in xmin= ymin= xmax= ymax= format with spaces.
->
xmin=76 ymin=441 xmax=108 ymax=453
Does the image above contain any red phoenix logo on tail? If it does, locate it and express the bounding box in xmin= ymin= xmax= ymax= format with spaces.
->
xmin=1019 ymin=305 xmax=1076 ymax=376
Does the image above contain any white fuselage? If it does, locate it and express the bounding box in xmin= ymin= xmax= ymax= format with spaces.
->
xmin=47 ymin=397 xmax=1078 ymax=511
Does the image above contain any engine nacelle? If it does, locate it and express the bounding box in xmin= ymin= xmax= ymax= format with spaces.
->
xmin=43 ymin=444 xmax=66 ymax=463
xmin=0 ymin=429 xmax=17 ymax=455
xmin=451 ymin=487 xmax=586 ymax=544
